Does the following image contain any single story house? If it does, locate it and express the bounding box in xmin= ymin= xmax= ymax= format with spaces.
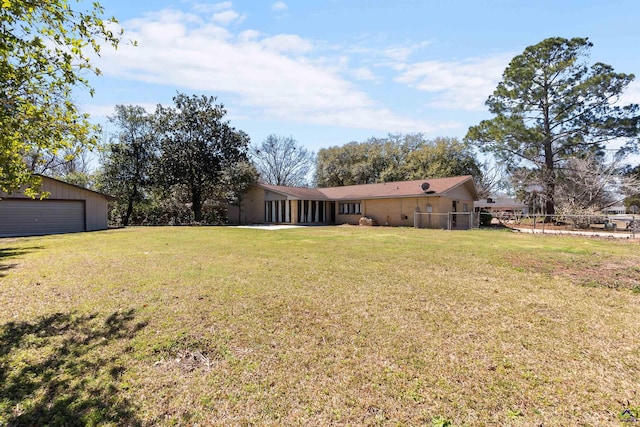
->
xmin=601 ymin=205 xmax=627 ymax=215
xmin=231 ymin=175 xmax=479 ymax=229
xmin=0 ymin=175 xmax=114 ymax=237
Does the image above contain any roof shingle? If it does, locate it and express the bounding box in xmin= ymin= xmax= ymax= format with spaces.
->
xmin=258 ymin=176 xmax=476 ymax=201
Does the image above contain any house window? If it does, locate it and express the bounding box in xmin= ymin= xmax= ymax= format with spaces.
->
xmin=265 ymin=200 xmax=291 ymax=223
xmin=338 ymin=202 xmax=361 ymax=215
xmin=297 ymin=200 xmax=325 ymax=223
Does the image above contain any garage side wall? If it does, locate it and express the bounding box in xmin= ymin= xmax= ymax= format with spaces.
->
xmin=237 ymin=186 xmax=267 ymax=224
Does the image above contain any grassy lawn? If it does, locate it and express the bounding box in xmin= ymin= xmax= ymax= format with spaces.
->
xmin=1 ymin=226 xmax=639 ymax=426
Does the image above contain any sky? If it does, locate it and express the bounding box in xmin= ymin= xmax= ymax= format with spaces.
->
xmin=78 ymin=0 xmax=640 ymax=155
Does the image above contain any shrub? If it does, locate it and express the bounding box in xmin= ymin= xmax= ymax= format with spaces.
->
xmin=479 ymin=212 xmax=493 ymax=226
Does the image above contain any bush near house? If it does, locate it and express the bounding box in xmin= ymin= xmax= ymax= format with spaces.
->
xmin=479 ymin=211 xmax=493 ymax=226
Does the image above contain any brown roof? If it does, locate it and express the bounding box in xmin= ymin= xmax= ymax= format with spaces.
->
xmin=258 ymin=176 xmax=477 ymax=201
xmin=259 ymin=183 xmax=326 ymax=200
xmin=0 ymin=174 xmax=117 ymax=200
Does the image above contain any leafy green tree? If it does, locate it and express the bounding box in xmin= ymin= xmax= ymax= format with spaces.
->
xmin=465 ymin=37 xmax=639 ymax=215
xmin=315 ymin=141 xmax=379 ymax=187
xmin=405 ymin=137 xmax=481 ymax=180
xmin=315 ymin=134 xmax=481 ymax=187
xmin=315 ymin=135 xmax=417 ymax=187
xmin=250 ymin=135 xmax=315 ymax=187
xmin=99 ymin=105 xmax=157 ymax=226
xmin=154 ymin=93 xmax=250 ymax=222
xmin=1 ymin=0 xmax=122 ymax=195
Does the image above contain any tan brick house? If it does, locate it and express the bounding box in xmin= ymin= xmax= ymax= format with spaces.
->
xmin=231 ymin=175 xmax=479 ymax=229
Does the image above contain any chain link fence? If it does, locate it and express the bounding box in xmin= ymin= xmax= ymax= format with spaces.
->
xmin=491 ymin=213 xmax=639 ymax=238
xmin=414 ymin=212 xmax=479 ymax=230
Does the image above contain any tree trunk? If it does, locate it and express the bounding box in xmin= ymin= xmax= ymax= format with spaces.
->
xmin=123 ymin=199 xmax=133 ymax=226
xmin=543 ymin=157 xmax=556 ymax=218
xmin=542 ymin=75 xmax=555 ymax=218
xmin=192 ymin=191 xmax=203 ymax=223
xmin=545 ymin=183 xmax=555 ymax=217
xmin=123 ymin=186 xmax=137 ymax=227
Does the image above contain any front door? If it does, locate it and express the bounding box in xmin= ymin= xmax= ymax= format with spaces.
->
xmin=330 ymin=202 xmax=336 ymax=224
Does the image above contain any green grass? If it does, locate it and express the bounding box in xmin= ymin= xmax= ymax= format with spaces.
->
xmin=1 ymin=226 xmax=639 ymax=426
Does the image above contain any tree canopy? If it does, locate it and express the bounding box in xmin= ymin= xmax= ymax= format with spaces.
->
xmin=1 ymin=0 xmax=122 ymax=195
xmin=404 ymin=137 xmax=482 ymax=181
xmin=465 ymin=37 xmax=640 ymax=214
xmin=315 ymin=134 xmax=482 ymax=187
xmin=154 ymin=93 xmax=250 ymax=222
xmin=99 ymin=105 xmax=157 ymax=226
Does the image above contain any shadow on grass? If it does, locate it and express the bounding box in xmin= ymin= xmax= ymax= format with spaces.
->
xmin=0 ymin=246 xmax=43 ymax=277
xmin=0 ymin=309 xmax=147 ymax=426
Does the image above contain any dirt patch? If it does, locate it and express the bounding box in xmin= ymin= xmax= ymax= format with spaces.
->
xmin=154 ymin=350 xmax=213 ymax=372
xmin=506 ymin=253 xmax=640 ymax=291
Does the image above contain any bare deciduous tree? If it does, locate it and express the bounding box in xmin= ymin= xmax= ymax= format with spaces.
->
xmin=250 ymin=135 xmax=315 ymax=187
xmin=555 ymin=154 xmax=640 ymax=214
xmin=475 ymin=161 xmax=507 ymax=199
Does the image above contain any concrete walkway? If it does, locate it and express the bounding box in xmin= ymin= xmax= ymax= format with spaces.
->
xmin=235 ymin=225 xmax=306 ymax=230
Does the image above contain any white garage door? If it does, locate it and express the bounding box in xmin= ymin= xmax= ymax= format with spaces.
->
xmin=0 ymin=199 xmax=85 ymax=237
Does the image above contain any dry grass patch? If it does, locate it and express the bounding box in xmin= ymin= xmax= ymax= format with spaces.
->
xmin=502 ymin=237 xmax=640 ymax=291
xmin=1 ymin=227 xmax=639 ymax=426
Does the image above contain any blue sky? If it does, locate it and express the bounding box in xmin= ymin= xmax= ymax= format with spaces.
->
xmin=79 ymin=0 xmax=640 ymax=154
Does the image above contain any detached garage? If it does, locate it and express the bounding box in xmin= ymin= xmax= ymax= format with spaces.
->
xmin=0 ymin=175 xmax=114 ymax=237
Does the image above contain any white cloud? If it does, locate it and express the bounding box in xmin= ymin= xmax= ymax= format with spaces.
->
xmin=237 ymin=29 xmax=260 ymax=42
xmin=212 ymin=10 xmax=245 ymax=25
xmin=192 ymin=1 xmax=232 ymax=14
xmin=95 ymin=7 xmax=434 ymax=133
xmin=382 ymin=46 xmax=415 ymax=62
xmin=213 ymin=1 xmax=233 ymax=12
xmin=395 ymin=54 xmax=512 ymax=111
xmin=351 ymin=66 xmax=377 ymax=82
xmin=260 ymin=34 xmax=313 ymax=54
xmin=618 ymin=80 xmax=640 ymax=106
xmin=272 ymin=1 xmax=288 ymax=11
xmin=382 ymin=41 xmax=431 ymax=62
xmin=345 ymin=40 xmax=432 ymax=63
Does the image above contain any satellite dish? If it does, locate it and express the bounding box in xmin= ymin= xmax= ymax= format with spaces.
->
xmin=420 ymin=182 xmax=430 ymax=192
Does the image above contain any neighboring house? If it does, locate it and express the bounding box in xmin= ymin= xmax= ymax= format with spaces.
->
xmin=601 ymin=205 xmax=626 ymax=215
xmin=474 ymin=197 xmax=528 ymax=215
xmin=0 ymin=175 xmax=114 ymax=237
xmin=231 ymin=175 xmax=479 ymax=229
